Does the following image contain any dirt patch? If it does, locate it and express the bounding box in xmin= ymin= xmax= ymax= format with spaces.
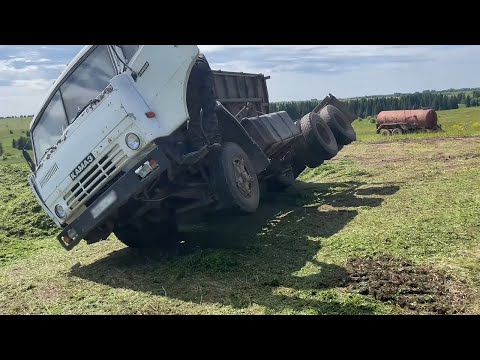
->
xmin=34 ymin=284 xmax=66 ymax=303
xmin=346 ymin=256 xmax=469 ymax=314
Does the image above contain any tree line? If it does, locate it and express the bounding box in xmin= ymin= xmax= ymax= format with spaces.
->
xmin=0 ymin=115 xmax=34 ymax=119
xmin=271 ymin=91 xmax=480 ymax=120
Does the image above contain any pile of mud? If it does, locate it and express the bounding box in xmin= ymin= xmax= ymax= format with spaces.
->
xmin=346 ymin=255 xmax=469 ymax=314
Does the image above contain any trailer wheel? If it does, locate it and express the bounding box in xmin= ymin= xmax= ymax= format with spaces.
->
xmin=299 ymin=112 xmax=338 ymax=162
xmin=380 ymin=129 xmax=391 ymax=136
xmin=319 ymin=105 xmax=357 ymax=146
xmin=209 ymin=142 xmax=260 ymax=213
xmin=114 ymin=216 xmax=179 ymax=249
xmin=392 ymin=128 xmax=403 ymax=135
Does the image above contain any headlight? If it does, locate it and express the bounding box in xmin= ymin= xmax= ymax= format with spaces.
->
xmin=125 ymin=133 xmax=141 ymax=150
xmin=55 ymin=204 xmax=66 ymax=219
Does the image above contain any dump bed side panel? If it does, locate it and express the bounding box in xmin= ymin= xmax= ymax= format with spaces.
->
xmin=212 ymin=70 xmax=270 ymax=120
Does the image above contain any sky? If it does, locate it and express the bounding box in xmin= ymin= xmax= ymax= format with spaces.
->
xmin=1 ymin=45 xmax=480 ymax=117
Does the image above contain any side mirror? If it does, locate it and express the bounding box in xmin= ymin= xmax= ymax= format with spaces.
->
xmin=22 ymin=147 xmax=35 ymax=172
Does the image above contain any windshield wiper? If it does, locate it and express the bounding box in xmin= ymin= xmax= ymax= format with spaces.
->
xmin=72 ymin=98 xmax=98 ymax=123
xmin=38 ymin=144 xmax=58 ymax=164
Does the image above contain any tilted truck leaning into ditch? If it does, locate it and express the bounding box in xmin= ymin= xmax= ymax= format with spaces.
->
xmin=25 ymin=45 xmax=357 ymax=251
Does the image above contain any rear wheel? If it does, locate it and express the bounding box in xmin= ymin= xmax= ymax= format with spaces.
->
xmin=380 ymin=129 xmax=391 ymax=136
xmin=299 ymin=112 xmax=338 ymax=164
xmin=319 ymin=105 xmax=356 ymax=146
xmin=392 ymin=128 xmax=403 ymax=135
xmin=209 ymin=142 xmax=260 ymax=213
xmin=267 ymin=168 xmax=296 ymax=191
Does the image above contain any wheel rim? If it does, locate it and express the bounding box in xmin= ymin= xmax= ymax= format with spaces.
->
xmin=232 ymin=156 xmax=253 ymax=198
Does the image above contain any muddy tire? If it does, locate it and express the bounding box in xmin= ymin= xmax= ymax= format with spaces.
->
xmin=299 ymin=112 xmax=338 ymax=163
xmin=380 ymin=129 xmax=391 ymax=136
xmin=267 ymin=168 xmax=296 ymax=191
xmin=392 ymin=128 xmax=403 ymax=135
xmin=319 ymin=105 xmax=356 ymax=146
xmin=114 ymin=217 xmax=179 ymax=249
xmin=209 ymin=142 xmax=260 ymax=213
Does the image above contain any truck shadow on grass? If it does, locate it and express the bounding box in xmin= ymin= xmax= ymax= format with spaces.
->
xmin=70 ymin=181 xmax=400 ymax=314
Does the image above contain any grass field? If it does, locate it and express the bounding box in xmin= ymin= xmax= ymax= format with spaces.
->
xmin=0 ymin=108 xmax=480 ymax=314
xmin=353 ymin=106 xmax=480 ymax=142
xmin=0 ymin=117 xmax=32 ymax=164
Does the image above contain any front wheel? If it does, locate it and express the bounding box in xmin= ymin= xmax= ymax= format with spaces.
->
xmin=114 ymin=216 xmax=179 ymax=249
xmin=380 ymin=129 xmax=392 ymax=136
xmin=209 ymin=142 xmax=260 ymax=213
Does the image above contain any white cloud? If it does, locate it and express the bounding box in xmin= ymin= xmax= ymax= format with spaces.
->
xmin=11 ymin=79 xmax=55 ymax=91
xmin=0 ymin=84 xmax=49 ymax=116
xmin=0 ymin=45 xmax=479 ymax=117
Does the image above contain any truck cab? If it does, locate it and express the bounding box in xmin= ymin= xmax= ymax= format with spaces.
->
xmin=27 ymin=45 xmax=357 ymax=251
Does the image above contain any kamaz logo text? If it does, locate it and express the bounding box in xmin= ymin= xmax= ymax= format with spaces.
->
xmin=70 ymin=154 xmax=95 ymax=180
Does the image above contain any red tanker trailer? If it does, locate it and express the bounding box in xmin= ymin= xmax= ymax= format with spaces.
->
xmin=376 ymin=109 xmax=442 ymax=135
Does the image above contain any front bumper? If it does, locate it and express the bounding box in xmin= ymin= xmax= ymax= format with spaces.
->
xmin=57 ymin=146 xmax=170 ymax=250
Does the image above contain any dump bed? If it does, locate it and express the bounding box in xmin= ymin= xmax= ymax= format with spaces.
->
xmin=212 ymin=70 xmax=270 ymax=119
xmin=212 ymin=69 xmax=355 ymax=126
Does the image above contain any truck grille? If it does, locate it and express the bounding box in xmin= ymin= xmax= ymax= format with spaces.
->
xmin=63 ymin=144 xmax=128 ymax=210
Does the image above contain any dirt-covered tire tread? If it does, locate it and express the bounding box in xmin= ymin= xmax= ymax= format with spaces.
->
xmin=319 ymin=105 xmax=356 ymax=146
xmin=209 ymin=142 xmax=260 ymax=214
xmin=299 ymin=112 xmax=338 ymax=161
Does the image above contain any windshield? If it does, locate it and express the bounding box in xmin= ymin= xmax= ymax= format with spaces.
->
xmin=32 ymin=45 xmax=116 ymax=163
xmin=32 ymin=91 xmax=68 ymax=162
xmin=119 ymin=45 xmax=139 ymax=63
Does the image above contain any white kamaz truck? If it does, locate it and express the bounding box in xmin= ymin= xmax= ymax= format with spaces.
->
xmin=25 ymin=45 xmax=357 ymax=250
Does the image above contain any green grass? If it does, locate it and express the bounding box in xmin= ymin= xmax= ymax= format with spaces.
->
xmin=0 ymin=165 xmax=57 ymax=265
xmin=1 ymin=107 xmax=480 ymax=314
xmin=352 ymin=106 xmax=480 ymax=143
xmin=0 ymin=117 xmax=32 ymax=164
xmin=1 ymin=130 xmax=480 ymax=314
